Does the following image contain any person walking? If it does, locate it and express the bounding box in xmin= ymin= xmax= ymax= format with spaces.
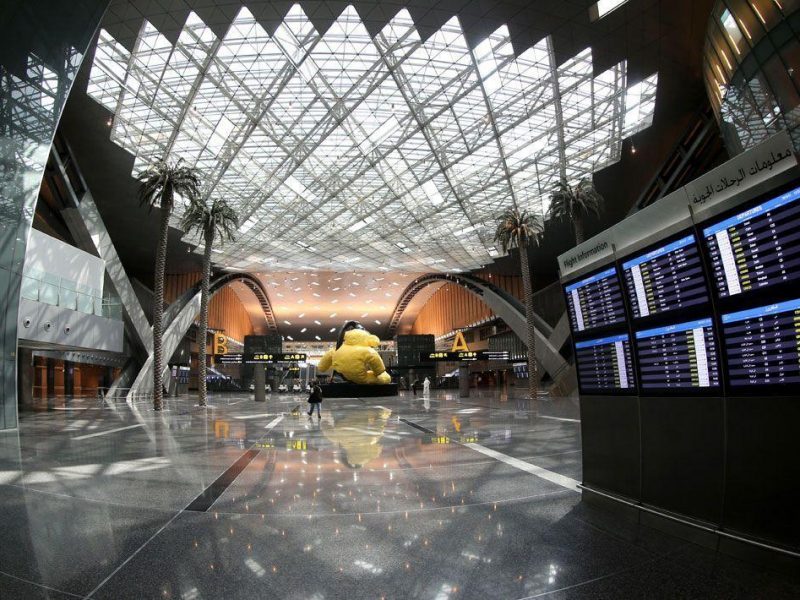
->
xmin=307 ymin=380 xmax=323 ymax=418
xmin=423 ymin=376 xmax=431 ymax=396
xmin=411 ymin=379 xmax=419 ymax=396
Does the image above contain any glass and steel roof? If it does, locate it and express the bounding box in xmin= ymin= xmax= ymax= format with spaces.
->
xmin=87 ymin=4 xmax=657 ymax=273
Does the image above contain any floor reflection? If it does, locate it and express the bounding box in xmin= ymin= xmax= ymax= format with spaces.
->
xmin=1 ymin=391 xmax=797 ymax=599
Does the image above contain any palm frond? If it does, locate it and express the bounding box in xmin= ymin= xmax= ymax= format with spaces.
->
xmin=547 ymin=177 xmax=604 ymax=221
xmin=493 ymin=207 xmax=543 ymax=254
xmin=137 ymin=157 xmax=201 ymax=213
xmin=182 ymin=197 xmax=238 ymax=247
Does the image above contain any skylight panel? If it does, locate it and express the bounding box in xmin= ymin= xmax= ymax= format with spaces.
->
xmin=421 ymin=180 xmax=445 ymax=205
xmin=87 ymin=30 xmax=130 ymax=112
xmin=623 ymin=74 xmax=659 ymax=136
xmin=590 ymin=0 xmax=631 ymax=21
xmin=88 ymin=7 xmax=658 ymax=273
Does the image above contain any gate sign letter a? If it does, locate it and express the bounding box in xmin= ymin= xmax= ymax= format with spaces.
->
xmin=450 ymin=330 xmax=470 ymax=353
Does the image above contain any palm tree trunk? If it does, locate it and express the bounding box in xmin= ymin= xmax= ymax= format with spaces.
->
xmin=152 ymin=198 xmax=171 ymax=411
xmin=198 ymin=228 xmax=213 ymax=407
xmin=573 ymin=217 xmax=584 ymax=246
xmin=519 ymin=240 xmax=538 ymax=399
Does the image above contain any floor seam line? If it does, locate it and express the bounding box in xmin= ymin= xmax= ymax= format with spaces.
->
xmin=83 ymin=508 xmax=184 ymax=599
xmin=84 ymin=414 xmax=285 ymax=598
xmin=398 ymin=417 xmax=580 ymax=492
xmin=0 ymin=568 xmax=85 ymax=599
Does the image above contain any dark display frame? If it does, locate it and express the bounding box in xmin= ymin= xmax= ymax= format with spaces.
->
xmin=573 ymin=332 xmax=638 ymax=396
xmin=562 ymin=264 xmax=635 ymax=396
xmin=699 ymin=180 xmax=800 ymax=307
xmin=619 ymin=230 xmax=712 ymax=324
xmin=632 ymin=317 xmax=723 ymax=396
xmin=561 ymin=155 xmax=800 ymax=557
xmin=562 ymin=265 xmax=627 ymax=338
xmin=695 ymin=176 xmax=800 ymax=396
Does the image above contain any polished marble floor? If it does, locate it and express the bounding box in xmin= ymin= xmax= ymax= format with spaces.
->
xmin=1 ymin=389 xmax=798 ymax=599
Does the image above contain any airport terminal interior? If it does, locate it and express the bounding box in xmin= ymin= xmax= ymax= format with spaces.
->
xmin=2 ymin=0 xmax=800 ymax=598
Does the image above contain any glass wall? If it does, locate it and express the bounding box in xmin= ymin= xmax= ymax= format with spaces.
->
xmin=0 ymin=0 xmax=109 ymax=428
xmin=704 ymin=0 xmax=800 ymax=154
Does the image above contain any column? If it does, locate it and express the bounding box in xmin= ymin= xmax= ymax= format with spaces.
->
xmin=254 ymin=364 xmax=266 ymax=402
xmin=46 ymin=359 xmax=55 ymax=398
xmin=458 ymin=364 xmax=470 ymax=398
xmin=64 ymin=360 xmax=74 ymax=399
xmin=16 ymin=347 xmax=33 ymax=409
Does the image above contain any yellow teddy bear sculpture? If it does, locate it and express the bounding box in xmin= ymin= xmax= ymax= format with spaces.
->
xmin=317 ymin=328 xmax=392 ymax=384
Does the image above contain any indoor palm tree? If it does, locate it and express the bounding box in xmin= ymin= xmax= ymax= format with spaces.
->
xmin=549 ymin=178 xmax=604 ymax=245
xmin=181 ymin=197 xmax=238 ymax=407
xmin=494 ymin=208 xmax=544 ymax=400
xmin=138 ymin=158 xmax=201 ymax=411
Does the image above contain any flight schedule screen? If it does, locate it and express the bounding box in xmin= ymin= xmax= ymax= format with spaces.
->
xmin=722 ymin=298 xmax=800 ymax=387
xmin=634 ymin=318 xmax=720 ymax=390
xmin=565 ymin=268 xmax=626 ymax=333
xmin=703 ymin=184 xmax=800 ymax=298
xmin=575 ymin=334 xmax=636 ymax=392
xmin=622 ymin=235 xmax=709 ymax=319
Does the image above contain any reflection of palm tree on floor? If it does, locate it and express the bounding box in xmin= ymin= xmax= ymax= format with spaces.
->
xmin=322 ymin=407 xmax=392 ymax=468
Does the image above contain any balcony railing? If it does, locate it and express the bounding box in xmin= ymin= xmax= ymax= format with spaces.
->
xmin=21 ymin=268 xmax=122 ymax=320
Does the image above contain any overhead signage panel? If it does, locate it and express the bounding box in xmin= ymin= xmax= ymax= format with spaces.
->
xmin=421 ymin=351 xmax=511 ymax=362
xmin=218 ymin=353 xmax=307 ymax=364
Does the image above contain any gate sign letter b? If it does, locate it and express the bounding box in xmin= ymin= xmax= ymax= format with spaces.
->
xmin=214 ymin=334 xmax=228 ymax=355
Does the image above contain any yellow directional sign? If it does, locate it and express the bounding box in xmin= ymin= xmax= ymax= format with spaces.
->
xmin=451 ymin=330 xmax=470 ymax=352
xmin=213 ymin=334 xmax=228 ymax=356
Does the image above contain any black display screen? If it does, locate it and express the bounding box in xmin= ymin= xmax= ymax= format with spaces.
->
xmin=634 ymin=318 xmax=720 ymax=390
xmin=575 ymin=333 xmax=636 ymax=392
xmin=721 ymin=298 xmax=800 ymax=387
xmin=703 ymin=184 xmax=800 ymax=298
xmin=564 ymin=267 xmax=626 ymax=333
xmin=622 ymin=234 xmax=709 ymax=319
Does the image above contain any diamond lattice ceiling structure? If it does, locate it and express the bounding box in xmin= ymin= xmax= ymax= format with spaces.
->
xmin=87 ymin=4 xmax=657 ymax=273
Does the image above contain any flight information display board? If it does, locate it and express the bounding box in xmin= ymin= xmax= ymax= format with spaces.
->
xmin=721 ymin=298 xmax=800 ymax=387
xmin=703 ymin=184 xmax=800 ymax=298
xmin=622 ymin=235 xmax=709 ymax=319
xmin=634 ymin=318 xmax=720 ymax=390
xmin=574 ymin=334 xmax=636 ymax=392
xmin=565 ymin=268 xmax=626 ymax=333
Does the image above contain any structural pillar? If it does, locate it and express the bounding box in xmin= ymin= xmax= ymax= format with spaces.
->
xmin=272 ymin=369 xmax=281 ymax=395
xmin=46 ymin=359 xmax=55 ymax=398
xmin=254 ymin=364 xmax=266 ymax=402
xmin=458 ymin=365 xmax=470 ymax=398
xmin=64 ymin=360 xmax=74 ymax=399
xmin=16 ymin=348 xmax=33 ymax=410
